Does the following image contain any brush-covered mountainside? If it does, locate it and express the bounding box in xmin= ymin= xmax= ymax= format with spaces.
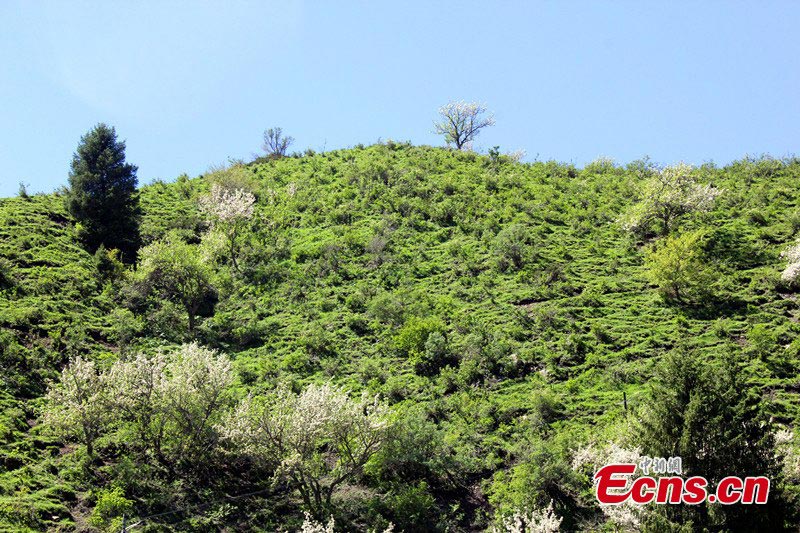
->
xmin=2 ymin=143 xmax=800 ymax=531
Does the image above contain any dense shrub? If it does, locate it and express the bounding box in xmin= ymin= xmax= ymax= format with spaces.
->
xmin=644 ymin=229 xmax=714 ymax=304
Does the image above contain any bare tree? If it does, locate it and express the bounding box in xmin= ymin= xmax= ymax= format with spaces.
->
xmin=262 ymin=127 xmax=294 ymax=158
xmin=434 ymin=101 xmax=495 ymax=150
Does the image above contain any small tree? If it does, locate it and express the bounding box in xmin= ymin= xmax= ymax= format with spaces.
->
xmin=644 ymin=230 xmax=713 ymax=304
xmin=107 ymin=351 xmax=169 ymax=462
xmin=199 ymin=183 xmax=255 ymax=271
xmin=134 ymin=234 xmax=216 ymax=331
xmin=160 ymin=343 xmax=234 ymax=466
xmin=220 ymin=382 xmax=389 ymax=519
xmin=621 ymin=162 xmax=722 ymax=236
xmin=43 ymin=357 xmax=109 ymax=457
xmin=263 ymin=127 xmax=294 ymax=158
xmin=434 ymin=101 xmax=495 ymax=150
xmin=494 ymin=223 xmax=531 ymax=271
xmin=66 ymin=123 xmax=141 ymax=261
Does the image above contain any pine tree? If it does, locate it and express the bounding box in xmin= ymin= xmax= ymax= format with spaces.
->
xmin=67 ymin=123 xmax=141 ymax=262
xmin=639 ymin=350 xmax=787 ymax=531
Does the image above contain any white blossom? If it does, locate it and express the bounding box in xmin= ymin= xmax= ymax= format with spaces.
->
xmin=220 ymin=382 xmax=389 ymax=518
xmin=776 ymin=428 xmax=800 ymax=483
xmin=114 ymin=343 xmax=233 ymax=464
xmin=506 ymin=149 xmax=527 ymax=163
xmin=571 ymin=442 xmax=642 ymax=472
xmin=298 ymin=513 xmax=335 ymax=533
xmin=43 ymin=343 xmax=234 ymax=466
xmin=621 ymin=162 xmax=722 ymax=235
xmin=295 ymin=514 xmax=393 ymax=533
xmin=199 ymin=184 xmax=255 ymax=224
xmin=780 ymin=242 xmax=800 ymax=283
xmin=43 ymin=357 xmax=110 ymax=456
xmin=491 ymin=501 xmax=562 ymax=533
xmin=198 ymin=183 xmax=255 ymax=270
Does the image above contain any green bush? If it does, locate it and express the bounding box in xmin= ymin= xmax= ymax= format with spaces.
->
xmin=644 ymin=230 xmax=714 ymax=304
xmin=89 ymin=487 xmax=133 ymax=531
xmin=394 ymin=317 xmax=448 ymax=375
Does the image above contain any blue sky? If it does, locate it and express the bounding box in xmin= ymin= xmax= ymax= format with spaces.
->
xmin=1 ymin=1 xmax=798 ymax=197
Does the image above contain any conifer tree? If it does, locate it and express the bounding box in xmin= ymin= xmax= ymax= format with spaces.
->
xmin=639 ymin=350 xmax=786 ymax=531
xmin=67 ymin=123 xmax=141 ymax=262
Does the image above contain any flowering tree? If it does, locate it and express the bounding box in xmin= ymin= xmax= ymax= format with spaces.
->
xmin=160 ymin=343 xmax=234 ymax=466
xmin=45 ymin=344 xmax=234 ymax=472
xmin=108 ymin=351 xmax=169 ymax=461
xmin=621 ymin=163 xmax=722 ymax=236
xmin=220 ymin=382 xmax=390 ymax=519
xmin=43 ymin=357 xmax=110 ymax=457
xmin=109 ymin=344 xmax=233 ymax=470
xmin=776 ymin=429 xmax=800 ymax=484
xmin=199 ymin=183 xmax=255 ymax=270
xmin=434 ymin=101 xmax=495 ymax=150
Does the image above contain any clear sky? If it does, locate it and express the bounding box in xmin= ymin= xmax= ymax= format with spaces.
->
xmin=1 ymin=1 xmax=798 ymax=197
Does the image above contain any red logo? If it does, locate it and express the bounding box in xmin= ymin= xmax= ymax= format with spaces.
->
xmin=594 ymin=463 xmax=769 ymax=505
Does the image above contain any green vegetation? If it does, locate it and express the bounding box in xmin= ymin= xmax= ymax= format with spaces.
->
xmin=2 ymin=143 xmax=800 ymax=531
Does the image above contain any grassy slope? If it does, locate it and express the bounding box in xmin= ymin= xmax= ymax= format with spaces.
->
xmin=1 ymin=144 xmax=799 ymax=530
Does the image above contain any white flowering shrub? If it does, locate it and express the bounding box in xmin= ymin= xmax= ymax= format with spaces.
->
xmin=776 ymin=428 xmax=800 ymax=483
xmin=780 ymin=241 xmax=800 ymax=284
xmin=295 ymin=513 xmax=393 ymax=533
xmin=107 ymin=351 xmax=169 ymax=457
xmin=221 ymin=382 xmax=390 ymax=518
xmin=43 ymin=356 xmax=110 ymax=457
xmin=199 ymin=183 xmax=255 ymax=270
xmin=199 ymin=184 xmax=255 ymax=224
xmin=298 ymin=513 xmax=335 ymax=533
xmin=434 ymin=101 xmax=495 ymax=150
xmin=159 ymin=343 xmax=234 ymax=462
xmin=621 ymin=162 xmax=722 ymax=236
xmin=44 ymin=343 xmax=234 ymax=470
xmin=490 ymin=501 xmax=562 ymax=533
xmin=506 ymin=149 xmax=527 ymax=163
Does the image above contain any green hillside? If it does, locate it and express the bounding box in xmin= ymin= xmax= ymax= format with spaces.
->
xmin=2 ymin=143 xmax=800 ymax=531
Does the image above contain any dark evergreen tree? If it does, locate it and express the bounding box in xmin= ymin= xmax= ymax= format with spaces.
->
xmin=640 ymin=350 xmax=788 ymax=531
xmin=67 ymin=123 xmax=140 ymax=262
